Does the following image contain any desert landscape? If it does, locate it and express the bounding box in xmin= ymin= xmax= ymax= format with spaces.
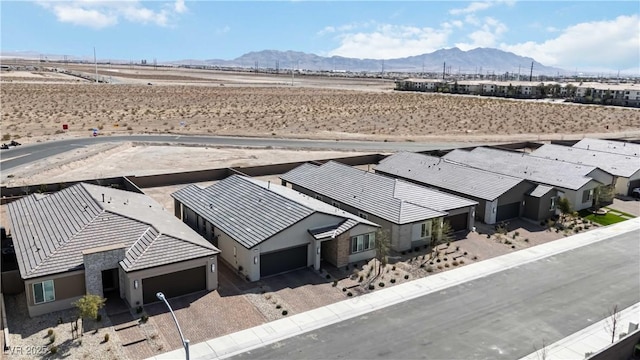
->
xmin=1 ymin=63 xmax=639 ymax=145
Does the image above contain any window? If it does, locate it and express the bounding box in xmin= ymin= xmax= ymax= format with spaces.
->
xmin=351 ymin=233 xmax=375 ymax=254
xmin=550 ymin=197 xmax=556 ymax=211
xmin=582 ymin=189 xmax=594 ymax=203
xmin=33 ymin=280 xmax=55 ymax=304
xmin=420 ymin=222 xmax=431 ymax=239
xmin=357 ymin=212 xmax=368 ymax=220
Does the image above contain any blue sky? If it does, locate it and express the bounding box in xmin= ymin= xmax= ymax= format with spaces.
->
xmin=2 ymin=1 xmax=639 ymax=73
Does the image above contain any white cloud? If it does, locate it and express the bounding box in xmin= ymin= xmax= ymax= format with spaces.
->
xmin=36 ymin=0 xmax=187 ymax=29
xmin=455 ymin=16 xmax=508 ymax=50
xmin=499 ymin=14 xmax=640 ymax=72
xmin=216 ymin=25 xmax=230 ymax=35
xmin=317 ymin=22 xmax=372 ymax=36
xmin=449 ymin=0 xmax=515 ymax=15
xmin=327 ymin=23 xmax=452 ymax=59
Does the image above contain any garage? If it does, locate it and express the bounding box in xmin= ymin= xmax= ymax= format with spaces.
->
xmin=629 ymin=179 xmax=640 ymax=197
xmin=260 ymin=245 xmax=308 ymax=278
xmin=142 ymin=266 xmax=206 ymax=304
xmin=496 ymin=202 xmax=520 ymax=222
xmin=445 ymin=213 xmax=468 ymax=232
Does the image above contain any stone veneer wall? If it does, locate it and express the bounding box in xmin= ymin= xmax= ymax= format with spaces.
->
xmin=83 ymin=247 xmax=126 ymax=298
xmin=335 ymin=233 xmax=351 ymax=267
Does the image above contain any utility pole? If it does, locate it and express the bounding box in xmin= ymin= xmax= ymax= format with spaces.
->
xmin=442 ymin=61 xmax=446 ymax=80
xmin=529 ymin=61 xmax=533 ymax=82
xmin=518 ymin=64 xmax=521 ymax=81
xmin=93 ymin=47 xmax=98 ymax=83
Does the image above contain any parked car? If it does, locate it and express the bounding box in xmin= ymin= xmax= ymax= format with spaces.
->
xmin=632 ymin=187 xmax=640 ymax=199
xmin=9 ymin=140 xmax=21 ymax=146
xmin=0 ymin=143 xmax=8 ymax=150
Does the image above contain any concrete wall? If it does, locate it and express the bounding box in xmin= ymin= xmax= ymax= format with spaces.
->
xmin=25 ymin=271 xmax=86 ymax=318
xmin=484 ymin=199 xmax=498 ymax=225
xmin=1 ymin=270 xmax=23 ymax=295
xmin=122 ymin=256 xmax=217 ymax=307
xmin=587 ymin=328 xmax=640 ymax=360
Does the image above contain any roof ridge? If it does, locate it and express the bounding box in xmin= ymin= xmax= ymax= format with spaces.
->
xmin=123 ymin=227 xmax=158 ymax=269
xmin=28 ymin=209 xmax=106 ymax=276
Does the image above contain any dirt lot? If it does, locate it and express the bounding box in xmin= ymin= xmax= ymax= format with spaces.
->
xmin=2 ymin=66 xmax=639 ymax=145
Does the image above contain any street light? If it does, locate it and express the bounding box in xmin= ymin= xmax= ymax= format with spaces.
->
xmin=156 ymin=292 xmax=190 ymax=360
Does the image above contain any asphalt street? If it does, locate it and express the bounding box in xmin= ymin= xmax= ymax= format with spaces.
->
xmin=0 ymin=134 xmax=486 ymax=171
xmin=230 ymin=230 xmax=639 ymax=360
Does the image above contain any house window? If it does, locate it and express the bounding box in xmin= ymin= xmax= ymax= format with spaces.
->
xmin=351 ymin=233 xmax=375 ymax=254
xmin=420 ymin=222 xmax=431 ymax=239
xmin=33 ymin=280 xmax=55 ymax=304
xmin=582 ymin=189 xmax=594 ymax=203
xmin=357 ymin=212 xmax=368 ymax=220
xmin=550 ymin=197 xmax=556 ymax=211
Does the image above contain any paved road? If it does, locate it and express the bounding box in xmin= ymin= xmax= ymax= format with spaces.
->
xmin=0 ymin=135 xmax=487 ymax=172
xmin=231 ymin=230 xmax=639 ymax=360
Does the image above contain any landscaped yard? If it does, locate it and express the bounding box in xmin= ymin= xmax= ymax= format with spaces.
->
xmin=579 ymin=208 xmax=636 ymax=226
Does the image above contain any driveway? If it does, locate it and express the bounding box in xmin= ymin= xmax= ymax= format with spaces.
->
xmin=609 ymin=196 xmax=640 ymax=217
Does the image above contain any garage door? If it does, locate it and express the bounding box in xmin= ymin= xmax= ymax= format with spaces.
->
xmin=496 ymin=202 xmax=520 ymax=222
xmin=142 ymin=266 xmax=206 ymax=304
xmin=260 ymin=245 xmax=308 ymax=278
xmin=445 ymin=213 xmax=468 ymax=232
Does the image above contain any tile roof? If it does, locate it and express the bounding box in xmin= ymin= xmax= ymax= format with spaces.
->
xmin=280 ymin=161 xmax=477 ymax=225
xmin=308 ymin=219 xmax=360 ymax=240
xmin=171 ymin=175 xmax=376 ymax=249
xmin=573 ymin=138 xmax=640 ymax=157
xmin=531 ymin=144 xmax=640 ymax=178
xmin=375 ymin=152 xmax=526 ymax=201
xmin=443 ymin=147 xmax=596 ymax=190
xmin=8 ymin=183 xmax=219 ymax=279
xmin=528 ymin=185 xmax=555 ymax=198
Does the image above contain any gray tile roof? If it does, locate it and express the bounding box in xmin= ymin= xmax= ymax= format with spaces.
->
xmin=528 ymin=185 xmax=555 ymax=198
xmin=375 ymin=152 xmax=526 ymax=201
xmin=308 ymin=219 xmax=360 ymax=240
xmin=281 ymin=161 xmax=477 ymax=225
xmin=8 ymin=183 xmax=219 ymax=279
xmin=171 ymin=175 xmax=376 ymax=249
xmin=573 ymin=138 xmax=640 ymax=157
xmin=443 ymin=147 xmax=596 ymax=190
xmin=531 ymin=144 xmax=640 ymax=178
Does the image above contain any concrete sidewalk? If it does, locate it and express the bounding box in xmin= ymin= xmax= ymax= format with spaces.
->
xmin=147 ymin=218 xmax=640 ymax=360
xmin=520 ymin=302 xmax=640 ymax=360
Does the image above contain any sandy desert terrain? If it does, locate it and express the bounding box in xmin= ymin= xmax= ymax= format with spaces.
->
xmin=2 ymin=64 xmax=639 ymax=145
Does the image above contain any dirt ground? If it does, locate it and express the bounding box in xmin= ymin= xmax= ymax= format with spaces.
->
xmin=2 ymin=65 xmax=639 ymax=145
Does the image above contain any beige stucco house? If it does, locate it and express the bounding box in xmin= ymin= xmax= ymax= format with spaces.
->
xmin=172 ymin=175 xmax=378 ymax=281
xmin=7 ymin=183 xmax=219 ymax=317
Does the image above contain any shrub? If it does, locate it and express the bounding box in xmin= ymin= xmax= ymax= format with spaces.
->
xmin=444 ymin=263 xmax=450 ymax=268
xmin=463 ymin=251 xmax=468 ymax=255
xmin=140 ymin=315 xmax=148 ymax=323
xmin=426 ymin=266 xmax=433 ymax=273
xmin=486 ymin=234 xmax=491 ymax=238
xmin=136 ymin=306 xmax=143 ymax=314
xmin=512 ymin=234 xmax=517 ymax=240
xmin=358 ymin=276 xmax=363 ymax=283
xmin=347 ymin=292 xmax=353 ymax=297
xmin=282 ymin=310 xmax=288 ymax=316
xmin=276 ymin=304 xmax=282 ymax=309
xmin=390 ymin=278 xmax=396 ymax=283
xmin=47 ymin=328 xmax=54 ymax=336
xmin=524 ymin=238 xmax=529 ymax=243
xmin=104 ymin=333 xmax=110 ymax=342
xmin=452 ymin=261 xmax=459 ymax=266
xmin=514 ymin=231 xmax=520 ymax=237
xmin=443 ymin=257 xmax=448 ymax=261
xmin=436 ymin=259 xmax=441 ymax=263
xmin=404 ymin=274 xmax=409 ymax=279
xmin=96 ymin=314 xmax=102 ymax=322
xmin=511 ymin=245 xmax=516 ymax=249
xmin=419 ymin=264 xmax=425 ymax=268
xmin=472 ymin=255 xmax=478 ymax=260
xmin=127 ymin=126 xmax=133 ymax=131
xmin=378 ymin=282 xmax=385 ymax=287
xmin=49 ymin=334 xmax=56 ymax=344
xmin=391 ymin=265 xmax=396 ymax=270
xmin=332 ymin=280 xmax=338 ymax=287
xmin=369 ymin=284 xmax=375 ymax=290
xmin=325 ymin=274 xmax=331 ymax=279
xmin=437 ymin=265 xmax=443 ymax=270
xmin=459 ymin=260 xmax=465 ymax=264
xmin=50 ymin=345 xmax=58 ymax=354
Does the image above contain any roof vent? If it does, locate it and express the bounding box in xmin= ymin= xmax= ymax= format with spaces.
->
xmin=102 ymin=194 xmax=105 ymax=202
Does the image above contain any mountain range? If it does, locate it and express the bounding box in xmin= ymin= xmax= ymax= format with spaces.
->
xmin=2 ymin=47 xmax=565 ymax=75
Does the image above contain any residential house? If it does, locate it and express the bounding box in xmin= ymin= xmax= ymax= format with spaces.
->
xmin=443 ymin=147 xmax=613 ymax=211
xmin=572 ymin=138 xmax=640 ymax=158
xmin=7 ymin=183 xmax=219 ymax=317
xmin=531 ymin=144 xmax=640 ymax=196
xmin=374 ymin=152 xmax=542 ymax=224
xmin=172 ymin=175 xmax=378 ymax=280
xmin=280 ymin=161 xmax=478 ymax=252
xmin=394 ymin=78 xmax=443 ymax=92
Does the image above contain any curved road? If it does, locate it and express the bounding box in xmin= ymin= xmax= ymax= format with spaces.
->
xmin=0 ymin=134 xmax=486 ymax=171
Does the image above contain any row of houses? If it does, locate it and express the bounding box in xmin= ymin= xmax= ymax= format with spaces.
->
xmin=394 ymin=79 xmax=640 ymax=106
xmin=5 ymin=138 xmax=639 ymax=317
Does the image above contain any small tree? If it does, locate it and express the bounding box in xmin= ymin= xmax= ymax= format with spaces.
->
xmin=534 ymin=339 xmax=548 ymax=360
xmin=374 ymin=228 xmax=391 ymax=278
xmin=604 ymin=304 xmax=620 ymax=344
xmin=593 ymin=185 xmax=613 ymax=210
xmin=73 ymin=294 xmax=106 ymax=336
xmin=431 ymin=220 xmax=454 ymax=260
xmin=557 ymin=197 xmax=573 ymax=221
